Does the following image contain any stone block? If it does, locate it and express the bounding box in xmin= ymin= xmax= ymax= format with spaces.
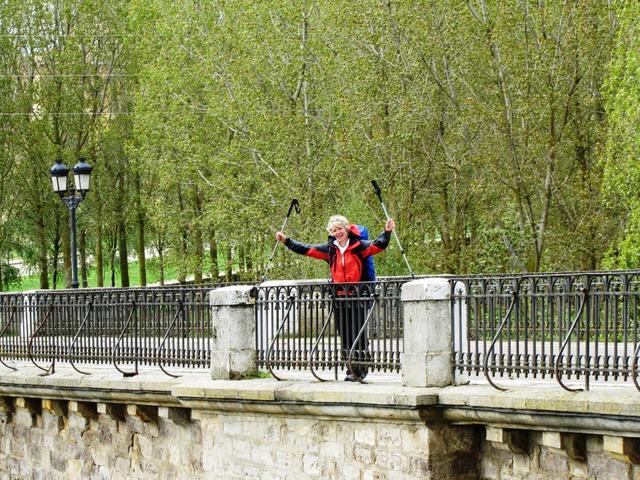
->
xmin=42 ymin=410 xmax=64 ymax=433
xmin=222 ymin=420 xmax=242 ymax=436
xmin=486 ymin=427 xmax=529 ymax=454
xmin=486 ymin=427 xmax=506 ymax=444
xmin=354 ymin=445 xmax=375 ymax=464
xmin=401 ymin=352 xmax=453 ymax=387
xmin=512 ymin=452 xmax=530 ymax=473
xmin=604 ymin=437 xmax=640 ymax=465
xmin=274 ymin=450 xmax=303 ymax=472
xmin=91 ymin=443 xmax=112 ymax=468
xmin=604 ymin=436 xmax=626 ymax=455
xmin=539 ymin=447 xmax=569 ymax=474
xmin=17 ymin=397 xmax=42 ymax=417
xmin=362 ymin=469 xmax=388 ymax=480
xmin=374 ymin=451 xmax=403 ymax=471
xmin=588 ymin=452 xmax=632 ymax=480
xmin=354 ymin=425 xmax=376 ymax=446
xmin=137 ymin=434 xmax=154 ymax=459
xmin=158 ymin=406 xmax=191 ymax=426
xmin=114 ymin=457 xmax=130 ymax=477
xmin=569 ymin=459 xmax=589 ymax=479
xmin=303 ymin=454 xmax=322 ymax=476
xmin=210 ymin=351 xmax=257 ymax=380
xmin=42 ymin=399 xmax=67 ymax=418
xmin=587 ymin=435 xmax=603 ymax=453
xmin=14 ymin=409 xmax=35 ymax=428
xmin=210 ymin=285 xmax=256 ymax=306
xmin=401 ymin=427 xmax=429 ymax=455
xmin=253 ymin=445 xmax=275 ymax=467
xmin=541 ymin=431 xmax=563 ymax=449
xmin=341 ymin=463 xmax=361 ymax=480
xmin=402 ymin=305 xmax=452 ymax=354
xmin=377 ymin=427 xmax=402 ymax=448
xmin=125 ymin=404 xmax=157 ymax=424
xmin=401 ymin=278 xmax=450 ymax=302
xmin=319 ymin=440 xmax=344 ymax=459
xmin=69 ymin=401 xmax=97 ymax=420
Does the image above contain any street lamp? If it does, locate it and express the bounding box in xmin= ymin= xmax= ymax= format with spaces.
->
xmin=50 ymin=158 xmax=93 ymax=289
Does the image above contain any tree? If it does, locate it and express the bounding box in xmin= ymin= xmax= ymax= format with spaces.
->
xmin=601 ymin=2 xmax=640 ymax=268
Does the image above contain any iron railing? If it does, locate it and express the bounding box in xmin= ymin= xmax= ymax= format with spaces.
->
xmin=7 ymin=271 xmax=639 ymax=390
xmin=0 ymin=285 xmax=220 ymax=376
xmin=450 ymin=271 xmax=640 ymax=391
xmin=255 ymin=279 xmax=406 ymax=381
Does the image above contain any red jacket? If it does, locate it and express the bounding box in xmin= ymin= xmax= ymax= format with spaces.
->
xmin=284 ymin=224 xmax=390 ymax=283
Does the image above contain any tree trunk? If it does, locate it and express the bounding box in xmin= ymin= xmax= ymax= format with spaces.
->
xmin=37 ymin=210 xmax=49 ymax=290
xmin=192 ymin=185 xmax=203 ymax=284
xmin=95 ymin=220 xmax=104 ymax=287
xmin=79 ymin=229 xmax=88 ymax=288
xmin=117 ymin=173 xmax=130 ymax=287
xmin=157 ymin=244 xmax=165 ymax=286
xmin=239 ymin=244 xmax=248 ymax=274
xmin=245 ymin=241 xmax=253 ymax=277
xmin=209 ymin=230 xmax=218 ymax=282
xmin=194 ymin=231 xmax=203 ymax=284
xmin=177 ymin=184 xmax=188 ymax=284
xmin=134 ymin=170 xmax=147 ymax=286
xmin=118 ymin=222 xmax=129 ymax=287
xmin=225 ymin=244 xmax=233 ymax=282
xmin=109 ymin=233 xmax=117 ymax=288
xmin=136 ymin=215 xmax=147 ymax=286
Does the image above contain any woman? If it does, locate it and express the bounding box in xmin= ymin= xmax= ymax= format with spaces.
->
xmin=276 ymin=215 xmax=395 ymax=381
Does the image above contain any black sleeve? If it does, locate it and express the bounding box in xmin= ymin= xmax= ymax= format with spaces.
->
xmin=372 ymin=230 xmax=391 ymax=249
xmin=284 ymin=238 xmax=331 ymax=259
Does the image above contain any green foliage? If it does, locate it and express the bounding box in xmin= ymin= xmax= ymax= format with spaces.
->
xmin=1 ymin=264 xmax=20 ymax=289
xmin=601 ymin=2 xmax=640 ymax=269
xmin=0 ymin=0 xmax=636 ymax=290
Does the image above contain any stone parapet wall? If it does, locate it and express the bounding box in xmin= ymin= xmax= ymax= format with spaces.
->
xmin=0 ymin=367 xmax=639 ymax=479
xmin=0 ymin=367 xmax=478 ymax=480
xmin=480 ymin=428 xmax=640 ymax=480
xmin=0 ymin=399 xmax=202 ymax=480
xmin=198 ymin=412 xmax=476 ymax=480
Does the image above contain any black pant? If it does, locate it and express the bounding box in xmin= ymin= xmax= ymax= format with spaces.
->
xmin=334 ymin=296 xmax=370 ymax=378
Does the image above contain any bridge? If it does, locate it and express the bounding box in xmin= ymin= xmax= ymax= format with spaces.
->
xmin=0 ymin=272 xmax=639 ymax=478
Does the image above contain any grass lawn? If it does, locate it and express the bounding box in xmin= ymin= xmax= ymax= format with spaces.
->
xmin=8 ymin=258 xmax=183 ymax=292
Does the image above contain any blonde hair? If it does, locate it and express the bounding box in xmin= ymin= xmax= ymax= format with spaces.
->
xmin=326 ymin=215 xmax=349 ymax=233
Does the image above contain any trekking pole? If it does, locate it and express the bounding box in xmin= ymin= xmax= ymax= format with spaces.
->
xmin=371 ymin=180 xmax=415 ymax=278
xmin=262 ymin=199 xmax=301 ymax=282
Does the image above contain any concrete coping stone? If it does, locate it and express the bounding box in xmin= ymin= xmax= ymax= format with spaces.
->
xmin=171 ymin=377 xmax=439 ymax=408
xmin=401 ymin=277 xmax=450 ymax=302
xmin=1 ymin=366 xmax=640 ymax=428
xmin=209 ymin=285 xmax=256 ymax=306
xmin=437 ymin=382 xmax=640 ymax=417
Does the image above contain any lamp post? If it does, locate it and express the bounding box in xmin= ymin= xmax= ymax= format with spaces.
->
xmin=50 ymin=158 xmax=93 ymax=289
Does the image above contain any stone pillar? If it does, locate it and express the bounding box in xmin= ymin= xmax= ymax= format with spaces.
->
xmin=401 ymin=277 xmax=453 ymax=387
xmin=210 ymin=285 xmax=257 ymax=380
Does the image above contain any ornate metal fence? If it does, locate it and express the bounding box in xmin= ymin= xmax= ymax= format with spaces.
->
xmin=0 ymin=285 xmax=218 ymax=376
xmin=255 ymin=279 xmax=406 ymax=380
xmin=450 ymin=271 xmax=640 ymax=391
